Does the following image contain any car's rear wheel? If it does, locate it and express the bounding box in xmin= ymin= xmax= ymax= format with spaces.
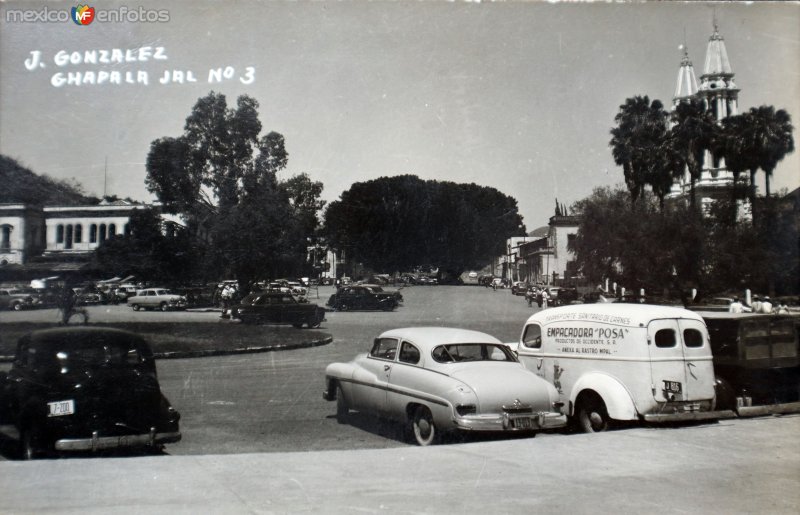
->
xmin=576 ymin=394 xmax=610 ymax=433
xmin=336 ymin=384 xmax=348 ymax=423
xmin=13 ymin=302 xmax=24 ymax=311
xmin=132 ymin=304 xmax=140 ymax=311
xmin=338 ymin=303 xmax=349 ymax=312
xmin=20 ymin=424 xmax=45 ymax=460
xmin=411 ymin=405 xmax=438 ymax=446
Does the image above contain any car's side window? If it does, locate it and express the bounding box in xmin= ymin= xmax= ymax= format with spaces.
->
xmin=522 ymin=324 xmax=542 ymax=349
xmin=370 ymin=337 xmax=398 ymax=360
xmin=398 ymin=342 xmax=420 ymax=365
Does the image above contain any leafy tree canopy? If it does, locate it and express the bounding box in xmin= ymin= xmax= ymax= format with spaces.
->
xmin=323 ymin=175 xmax=525 ymax=275
xmin=143 ymin=92 xmax=325 ymax=285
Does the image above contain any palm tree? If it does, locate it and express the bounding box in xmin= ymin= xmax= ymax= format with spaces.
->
xmin=713 ymin=113 xmax=753 ymax=206
xmin=669 ymin=99 xmax=717 ymax=209
xmin=610 ymin=96 xmax=669 ymax=204
xmin=747 ymin=106 xmax=795 ymax=198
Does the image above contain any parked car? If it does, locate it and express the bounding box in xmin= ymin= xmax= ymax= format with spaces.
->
xmin=0 ymin=327 xmax=181 ymax=459
xmin=231 ymin=291 xmax=326 ymax=328
xmin=127 ymin=288 xmax=188 ymax=311
xmin=73 ymin=287 xmax=105 ymax=306
xmin=700 ymin=312 xmax=800 ymax=410
xmin=323 ymin=327 xmax=567 ymax=445
xmin=0 ymin=288 xmax=34 ymax=311
xmin=327 ymin=285 xmax=398 ymax=311
xmin=511 ymin=282 xmax=529 ymax=296
xmin=361 ymin=284 xmax=404 ymax=304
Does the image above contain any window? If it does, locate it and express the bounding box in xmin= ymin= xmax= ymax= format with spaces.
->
xmin=90 ymin=224 xmax=97 ymax=243
xmin=0 ymin=225 xmax=10 ymax=251
xmin=522 ymin=324 xmax=542 ymax=349
xmin=99 ymin=224 xmax=107 ymax=242
xmin=56 ymin=224 xmax=64 ymax=244
xmin=370 ymin=338 xmax=398 ymax=360
xmin=109 ymin=223 xmax=116 ymax=237
xmin=398 ymin=342 xmax=420 ymax=364
xmin=432 ymin=343 xmax=515 ymax=363
xmin=65 ymin=225 xmax=73 ymax=249
xmin=655 ymin=329 xmax=677 ymax=348
xmin=74 ymin=224 xmax=82 ymax=243
xmin=684 ymin=329 xmax=703 ymax=348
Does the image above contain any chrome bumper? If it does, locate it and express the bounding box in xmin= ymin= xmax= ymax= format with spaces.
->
xmin=55 ymin=429 xmax=181 ymax=452
xmin=453 ymin=412 xmax=567 ymax=432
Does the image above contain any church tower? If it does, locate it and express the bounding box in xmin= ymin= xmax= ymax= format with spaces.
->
xmin=667 ymin=25 xmax=744 ymax=213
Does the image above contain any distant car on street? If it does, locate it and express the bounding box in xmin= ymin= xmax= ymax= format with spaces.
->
xmin=127 ymin=288 xmax=188 ymax=311
xmin=361 ymin=284 xmax=404 ymax=304
xmin=0 ymin=288 xmax=34 ymax=311
xmin=511 ymin=282 xmax=529 ymax=296
xmin=327 ymin=285 xmax=398 ymax=311
xmin=0 ymin=327 xmax=181 ymax=459
xmin=231 ymin=291 xmax=326 ymax=328
xmin=323 ymin=327 xmax=567 ymax=445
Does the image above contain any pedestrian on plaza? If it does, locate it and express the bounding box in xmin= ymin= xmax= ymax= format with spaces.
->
xmin=536 ymin=289 xmax=543 ymax=308
xmin=760 ymin=296 xmax=773 ymax=314
xmin=776 ymin=302 xmax=789 ymax=314
xmin=750 ymin=295 xmax=762 ymax=313
xmin=729 ymin=297 xmax=745 ymax=313
xmin=541 ymin=290 xmax=549 ymax=309
xmin=58 ymin=285 xmax=89 ymax=325
xmin=220 ymin=283 xmax=235 ymax=319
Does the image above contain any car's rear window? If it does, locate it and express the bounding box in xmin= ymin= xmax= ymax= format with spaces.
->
xmin=432 ymin=343 xmax=516 ymax=363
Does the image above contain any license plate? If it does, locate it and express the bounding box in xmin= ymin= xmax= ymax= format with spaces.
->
xmin=663 ymin=380 xmax=682 ymax=394
xmin=512 ymin=417 xmax=531 ymax=429
xmin=48 ymin=399 xmax=75 ymax=417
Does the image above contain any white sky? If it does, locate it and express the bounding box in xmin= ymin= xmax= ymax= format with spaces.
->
xmin=1 ymin=0 xmax=798 ymax=230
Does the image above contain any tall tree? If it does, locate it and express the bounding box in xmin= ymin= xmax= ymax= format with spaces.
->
xmin=713 ymin=113 xmax=754 ymax=209
xmin=670 ymin=99 xmax=717 ymax=208
xmin=746 ymin=106 xmax=795 ymax=198
xmin=610 ymin=96 xmax=669 ymax=204
xmin=144 ymin=92 xmax=325 ymax=285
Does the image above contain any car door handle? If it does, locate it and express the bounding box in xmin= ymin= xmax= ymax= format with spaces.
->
xmin=384 ymin=365 xmax=391 ymax=371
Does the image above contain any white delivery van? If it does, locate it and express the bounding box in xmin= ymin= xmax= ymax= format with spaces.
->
xmin=516 ymin=304 xmax=726 ymax=432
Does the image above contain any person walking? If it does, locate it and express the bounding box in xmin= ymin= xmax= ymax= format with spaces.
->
xmin=58 ymin=286 xmax=89 ymax=325
xmin=760 ymin=296 xmax=773 ymax=314
xmin=541 ymin=290 xmax=550 ymax=309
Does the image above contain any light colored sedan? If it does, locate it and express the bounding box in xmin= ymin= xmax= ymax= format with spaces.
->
xmin=323 ymin=327 xmax=567 ymax=445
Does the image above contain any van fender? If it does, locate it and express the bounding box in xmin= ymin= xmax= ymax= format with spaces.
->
xmin=570 ymin=373 xmax=638 ymax=421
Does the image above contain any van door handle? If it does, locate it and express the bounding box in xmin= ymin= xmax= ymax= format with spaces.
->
xmin=686 ymin=362 xmax=697 ymax=379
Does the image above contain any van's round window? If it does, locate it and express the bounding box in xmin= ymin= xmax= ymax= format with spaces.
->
xmin=522 ymin=324 xmax=542 ymax=348
xmin=655 ymin=329 xmax=676 ymax=348
xmin=684 ymin=329 xmax=703 ymax=348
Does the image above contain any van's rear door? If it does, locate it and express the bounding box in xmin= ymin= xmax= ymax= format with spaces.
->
xmin=648 ymin=319 xmax=689 ymax=403
xmin=677 ymin=319 xmax=716 ymax=401
xmin=648 ymin=319 xmax=716 ymax=403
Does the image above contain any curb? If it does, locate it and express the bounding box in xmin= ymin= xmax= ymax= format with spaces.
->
xmin=0 ymin=336 xmax=334 ymax=363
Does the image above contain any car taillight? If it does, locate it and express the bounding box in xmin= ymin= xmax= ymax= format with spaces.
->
xmin=456 ymin=404 xmax=477 ymax=416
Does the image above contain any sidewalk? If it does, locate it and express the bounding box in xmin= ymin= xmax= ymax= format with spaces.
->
xmin=1 ymin=415 xmax=799 ymax=514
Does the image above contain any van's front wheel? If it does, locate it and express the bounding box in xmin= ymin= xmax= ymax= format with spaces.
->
xmin=576 ymin=395 xmax=610 ymax=433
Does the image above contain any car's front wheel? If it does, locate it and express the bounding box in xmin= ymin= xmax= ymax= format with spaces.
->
xmin=132 ymin=304 xmax=140 ymax=311
xmin=411 ymin=405 xmax=439 ymax=446
xmin=160 ymin=302 xmax=169 ymax=312
xmin=13 ymin=302 xmax=24 ymax=311
xmin=337 ymin=303 xmax=349 ymax=312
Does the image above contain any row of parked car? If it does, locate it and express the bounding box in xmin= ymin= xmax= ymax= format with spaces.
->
xmin=323 ymin=304 xmax=800 ymax=444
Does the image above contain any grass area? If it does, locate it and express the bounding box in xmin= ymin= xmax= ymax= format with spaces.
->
xmin=0 ymin=322 xmax=331 ymax=359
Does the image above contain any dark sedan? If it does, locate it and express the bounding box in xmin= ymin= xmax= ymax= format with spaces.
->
xmin=231 ymin=291 xmax=326 ymax=328
xmin=326 ymin=285 xmax=398 ymax=311
xmin=0 ymin=327 xmax=181 ymax=459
